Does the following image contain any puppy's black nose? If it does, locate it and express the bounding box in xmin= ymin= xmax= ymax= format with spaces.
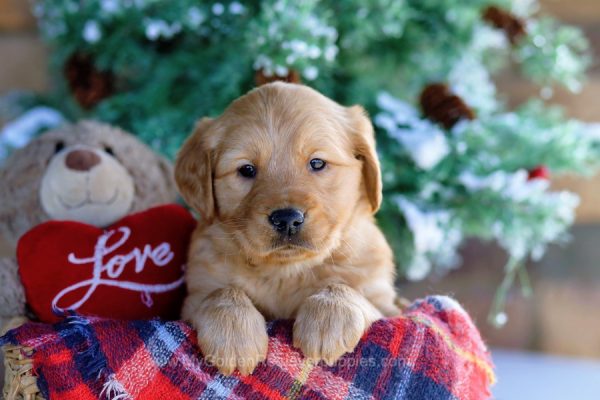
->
xmin=268 ymin=208 xmax=304 ymax=236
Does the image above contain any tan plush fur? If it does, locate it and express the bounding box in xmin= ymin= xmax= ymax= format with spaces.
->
xmin=176 ymin=82 xmax=400 ymax=376
xmin=0 ymin=120 xmax=176 ymax=246
xmin=0 ymin=120 xmax=178 ymax=326
xmin=40 ymin=144 xmax=136 ymax=227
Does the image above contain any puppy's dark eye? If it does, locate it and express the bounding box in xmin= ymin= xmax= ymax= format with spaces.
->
xmin=238 ymin=164 xmax=257 ymax=178
xmin=104 ymin=146 xmax=115 ymax=156
xmin=54 ymin=141 xmax=65 ymax=154
xmin=309 ymin=158 xmax=326 ymax=171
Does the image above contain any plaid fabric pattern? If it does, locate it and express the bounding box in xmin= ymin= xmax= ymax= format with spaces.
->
xmin=1 ymin=296 xmax=495 ymax=400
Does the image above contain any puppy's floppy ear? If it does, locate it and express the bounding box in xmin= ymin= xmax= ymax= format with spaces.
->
xmin=175 ymin=118 xmax=217 ymax=222
xmin=347 ymin=105 xmax=382 ymax=214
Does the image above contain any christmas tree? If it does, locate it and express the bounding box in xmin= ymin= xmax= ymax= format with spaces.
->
xmin=3 ymin=0 xmax=599 ymax=324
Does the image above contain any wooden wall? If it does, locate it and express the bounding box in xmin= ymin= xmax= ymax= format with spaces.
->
xmin=0 ymin=0 xmax=47 ymax=95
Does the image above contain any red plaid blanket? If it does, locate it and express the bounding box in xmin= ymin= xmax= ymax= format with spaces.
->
xmin=1 ymin=296 xmax=495 ymax=399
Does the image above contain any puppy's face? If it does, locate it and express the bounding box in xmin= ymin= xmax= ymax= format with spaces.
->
xmin=176 ymin=83 xmax=381 ymax=266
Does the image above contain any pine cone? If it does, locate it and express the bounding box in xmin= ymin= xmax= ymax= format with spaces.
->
xmin=420 ymin=83 xmax=475 ymax=129
xmin=255 ymin=68 xmax=301 ymax=86
xmin=482 ymin=6 xmax=527 ymax=45
xmin=64 ymin=53 xmax=114 ymax=109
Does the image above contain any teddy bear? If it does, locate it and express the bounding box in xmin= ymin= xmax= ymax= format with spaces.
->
xmin=0 ymin=120 xmax=185 ymax=327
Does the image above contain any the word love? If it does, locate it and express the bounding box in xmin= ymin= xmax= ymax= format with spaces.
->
xmin=52 ymin=226 xmax=184 ymax=312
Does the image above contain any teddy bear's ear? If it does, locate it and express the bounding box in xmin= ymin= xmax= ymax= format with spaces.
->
xmin=175 ymin=118 xmax=217 ymax=223
xmin=0 ymin=138 xmax=49 ymax=246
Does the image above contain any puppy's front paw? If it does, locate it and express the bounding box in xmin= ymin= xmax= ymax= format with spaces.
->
xmin=293 ymin=284 xmax=381 ymax=366
xmin=192 ymin=288 xmax=268 ymax=376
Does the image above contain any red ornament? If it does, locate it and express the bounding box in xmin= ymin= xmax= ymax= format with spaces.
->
xmin=528 ymin=165 xmax=550 ymax=181
xmin=17 ymin=205 xmax=196 ymax=323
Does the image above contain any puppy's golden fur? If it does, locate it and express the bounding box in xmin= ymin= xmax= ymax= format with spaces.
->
xmin=176 ymin=82 xmax=399 ymax=375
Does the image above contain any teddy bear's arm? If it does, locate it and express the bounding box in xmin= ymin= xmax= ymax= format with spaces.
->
xmin=0 ymin=257 xmax=25 ymax=319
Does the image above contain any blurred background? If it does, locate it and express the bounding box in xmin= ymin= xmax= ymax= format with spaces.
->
xmin=0 ymin=0 xmax=599 ymax=397
xmin=397 ymin=0 xmax=600 ymax=360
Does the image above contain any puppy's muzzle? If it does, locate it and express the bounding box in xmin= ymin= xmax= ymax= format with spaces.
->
xmin=268 ymin=208 xmax=304 ymax=236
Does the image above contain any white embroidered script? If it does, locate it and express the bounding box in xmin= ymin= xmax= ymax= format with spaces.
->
xmin=51 ymin=226 xmax=184 ymax=312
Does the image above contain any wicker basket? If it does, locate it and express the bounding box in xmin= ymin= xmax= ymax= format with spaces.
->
xmin=2 ymin=317 xmax=43 ymax=400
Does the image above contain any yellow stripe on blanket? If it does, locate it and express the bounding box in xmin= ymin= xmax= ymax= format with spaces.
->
xmin=409 ymin=315 xmax=497 ymax=386
xmin=286 ymin=358 xmax=315 ymax=399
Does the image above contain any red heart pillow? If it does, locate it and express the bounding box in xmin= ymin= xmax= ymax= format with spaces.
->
xmin=17 ymin=204 xmax=196 ymax=323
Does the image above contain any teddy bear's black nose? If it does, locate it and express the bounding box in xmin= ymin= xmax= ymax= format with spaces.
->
xmin=65 ymin=149 xmax=101 ymax=171
xmin=268 ymin=208 xmax=304 ymax=236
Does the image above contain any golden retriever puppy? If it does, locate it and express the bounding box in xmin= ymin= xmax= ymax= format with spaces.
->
xmin=175 ymin=82 xmax=399 ymax=376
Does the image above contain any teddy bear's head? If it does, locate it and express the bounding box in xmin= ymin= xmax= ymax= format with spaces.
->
xmin=0 ymin=120 xmax=178 ymax=246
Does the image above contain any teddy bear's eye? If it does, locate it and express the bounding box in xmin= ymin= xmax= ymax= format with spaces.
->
xmin=104 ymin=146 xmax=115 ymax=156
xmin=54 ymin=141 xmax=65 ymax=154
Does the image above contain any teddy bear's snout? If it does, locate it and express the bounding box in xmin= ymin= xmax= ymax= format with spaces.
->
xmin=65 ymin=149 xmax=101 ymax=172
xmin=39 ymin=142 xmax=136 ymax=227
